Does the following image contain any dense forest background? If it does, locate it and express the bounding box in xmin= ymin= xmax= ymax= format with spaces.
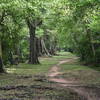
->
xmin=0 ymin=0 xmax=100 ymax=72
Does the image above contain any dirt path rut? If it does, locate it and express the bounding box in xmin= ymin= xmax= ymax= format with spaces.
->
xmin=48 ymin=58 xmax=100 ymax=100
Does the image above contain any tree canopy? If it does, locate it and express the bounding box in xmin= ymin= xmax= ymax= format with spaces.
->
xmin=0 ymin=0 xmax=100 ymax=72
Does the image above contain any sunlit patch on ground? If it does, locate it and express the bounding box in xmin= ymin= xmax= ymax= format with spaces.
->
xmin=6 ymin=68 xmax=17 ymax=73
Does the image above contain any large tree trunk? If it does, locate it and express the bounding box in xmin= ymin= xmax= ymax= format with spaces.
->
xmin=0 ymin=11 xmax=6 ymax=72
xmin=0 ymin=41 xmax=4 ymax=73
xmin=27 ymin=19 xmax=40 ymax=64
xmin=0 ymin=57 xmax=4 ymax=73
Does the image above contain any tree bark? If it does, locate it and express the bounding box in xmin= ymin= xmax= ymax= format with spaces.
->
xmin=36 ymin=37 xmax=43 ymax=56
xmin=0 ymin=41 xmax=5 ymax=73
xmin=41 ymin=38 xmax=51 ymax=56
xmin=27 ymin=19 xmax=40 ymax=64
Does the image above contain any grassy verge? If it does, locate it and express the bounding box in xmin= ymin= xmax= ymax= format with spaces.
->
xmin=60 ymin=54 xmax=100 ymax=84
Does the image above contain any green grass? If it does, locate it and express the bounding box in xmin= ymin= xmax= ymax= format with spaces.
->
xmin=1 ymin=52 xmax=100 ymax=86
xmin=0 ymin=52 xmax=100 ymax=99
xmin=6 ymin=52 xmax=74 ymax=75
xmin=0 ymin=52 xmax=86 ymax=100
xmin=0 ymin=52 xmax=72 ymax=86
xmin=60 ymin=56 xmax=100 ymax=84
xmin=61 ymin=62 xmax=91 ymax=71
xmin=6 ymin=59 xmax=57 ymax=75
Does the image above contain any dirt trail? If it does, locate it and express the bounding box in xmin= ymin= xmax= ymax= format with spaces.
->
xmin=48 ymin=58 xmax=100 ymax=100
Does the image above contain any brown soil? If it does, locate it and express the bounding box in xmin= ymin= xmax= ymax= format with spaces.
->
xmin=48 ymin=58 xmax=100 ymax=100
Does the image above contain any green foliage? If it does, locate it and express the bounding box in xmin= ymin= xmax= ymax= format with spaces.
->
xmin=52 ymin=0 xmax=100 ymax=65
xmin=0 ymin=0 xmax=100 ymax=65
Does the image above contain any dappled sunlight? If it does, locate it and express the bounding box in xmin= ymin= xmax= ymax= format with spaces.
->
xmin=6 ymin=68 xmax=17 ymax=73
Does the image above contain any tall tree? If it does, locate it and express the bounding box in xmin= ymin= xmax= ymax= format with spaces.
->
xmin=27 ymin=18 xmax=42 ymax=64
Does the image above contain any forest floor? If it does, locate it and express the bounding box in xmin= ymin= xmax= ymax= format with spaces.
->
xmin=0 ymin=52 xmax=100 ymax=100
